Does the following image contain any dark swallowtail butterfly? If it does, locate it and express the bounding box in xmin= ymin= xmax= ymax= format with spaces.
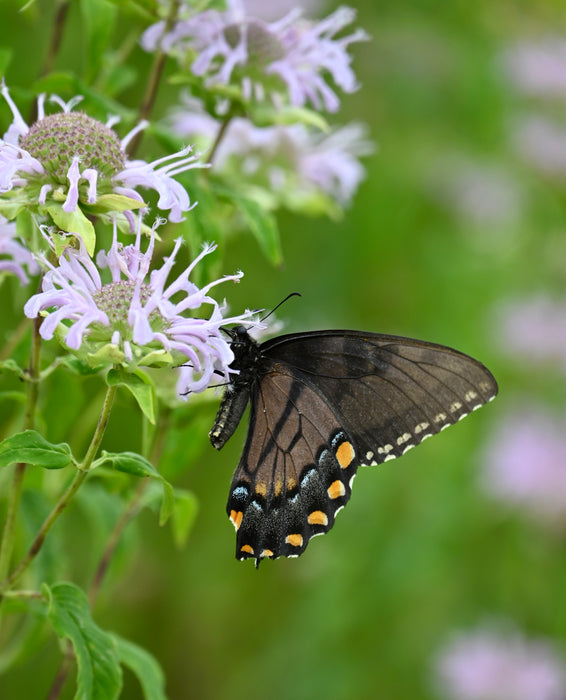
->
xmin=210 ymin=326 xmax=498 ymax=566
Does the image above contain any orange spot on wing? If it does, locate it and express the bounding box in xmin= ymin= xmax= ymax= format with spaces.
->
xmin=285 ymin=534 xmax=303 ymax=547
xmin=327 ymin=480 xmax=346 ymax=499
xmin=230 ymin=510 xmax=243 ymax=531
xmin=308 ymin=510 xmax=328 ymax=526
xmin=255 ymin=482 xmax=267 ymax=497
xmin=261 ymin=549 xmax=273 ymax=558
xmin=240 ymin=544 xmax=254 ymax=555
xmin=336 ymin=441 xmax=355 ymax=469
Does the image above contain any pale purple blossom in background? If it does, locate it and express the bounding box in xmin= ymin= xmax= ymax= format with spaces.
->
xmin=434 ymin=624 xmax=566 ymax=700
xmin=0 ymin=83 xmax=206 ymax=226
xmin=141 ymin=1 xmax=369 ymax=113
xmin=513 ymin=116 xmax=566 ymax=179
xmin=23 ymin=221 xmax=258 ymax=394
xmin=494 ymin=296 xmax=566 ymax=371
xmin=170 ymin=94 xmax=372 ymax=206
xmin=480 ymin=405 xmax=566 ymax=526
xmin=429 ymin=158 xmax=522 ymax=226
xmin=503 ymin=37 xmax=566 ymax=98
xmin=0 ymin=216 xmax=39 ymax=284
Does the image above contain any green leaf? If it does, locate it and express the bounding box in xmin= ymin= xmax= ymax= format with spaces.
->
xmin=0 ymin=430 xmax=74 ymax=469
xmin=252 ymin=105 xmax=330 ymax=132
xmin=0 ymin=48 xmax=12 ymax=76
xmin=111 ymin=634 xmax=168 ymax=700
xmin=171 ymin=489 xmax=198 ymax=549
xmin=96 ymin=451 xmax=174 ymax=526
xmin=106 ymin=368 xmax=156 ymax=424
xmin=89 ymin=193 xmax=146 ymax=214
xmin=44 ymin=582 xmax=122 ymax=700
xmin=80 ymin=0 xmax=118 ymax=82
xmin=221 ymin=189 xmax=283 ymax=266
xmin=0 ymin=359 xmax=27 ymax=380
xmin=43 ymin=203 xmax=96 ymax=256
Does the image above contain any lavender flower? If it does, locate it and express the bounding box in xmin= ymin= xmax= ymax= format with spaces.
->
xmin=23 ymin=220 xmax=258 ymax=394
xmin=503 ymin=38 xmax=566 ymax=98
xmin=170 ymin=95 xmax=372 ymax=208
xmin=434 ymin=623 xmax=566 ymax=700
xmin=0 ymin=215 xmax=39 ymax=284
xmin=0 ymin=83 xmax=206 ymax=236
xmin=513 ymin=116 xmax=566 ymax=179
xmin=480 ymin=405 xmax=566 ymax=526
xmin=494 ymin=296 xmax=566 ymax=372
xmin=141 ymin=1 xmax=369 ymax=113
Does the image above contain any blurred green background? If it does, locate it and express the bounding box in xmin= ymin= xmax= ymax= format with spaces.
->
xmin=2 ymin=0 xmax=566 ymax=698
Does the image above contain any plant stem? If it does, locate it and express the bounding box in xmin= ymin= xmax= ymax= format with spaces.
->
xmin=126 ymin=0 xmax=182 ymax=158
xmin=40 ymin=0 xmax=72 ymax=78
xmin=208 ymin=115 xmax=234 ymax=165
xmin=0 ymin=383 xmax=117 ymax=593
xmin=88 ymin=410 xmax=171 ymax=606
xmin=0 ymin=316 xmax=42 ymax=587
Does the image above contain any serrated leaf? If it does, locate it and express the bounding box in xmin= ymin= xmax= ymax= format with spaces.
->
xmin=106 ymin=368 xmax=156 ymax=424
xmin=0 ymin=430 xmax=74 ymax=469
xmin=96 ymin=451 xmax=174 ymax=526
xmin=111 ymin=634 xmax=168 ymax=700
xmin=43 ymin=203 xmax=96 ymax=256
xmin=44 ymin=582 xmax=122 ymax=700
xmin=171 ymin=489 xmax=198 ymax=549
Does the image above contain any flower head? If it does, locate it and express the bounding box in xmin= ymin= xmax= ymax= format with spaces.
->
xmin=171 ymin=94 xmax=372 ymax=209
xmin=141 ymin=1 xmax=369 ymax=113
xmin=23 ymin=220 xmax=258 ymax=394
xmin=0 ymin=82 xmax=206 ymax=231
xmin=434 ymin=623 xmax=566 ymax=700
xmin=494 ymin=295 xmax=566 ymax=372
xmin=480 ymin=404 xmax=566 ymax=527
xmin=503 ymin=37 xmax=566 ymax=98
xmin=0 ymin=215 xmax=39 ymax=284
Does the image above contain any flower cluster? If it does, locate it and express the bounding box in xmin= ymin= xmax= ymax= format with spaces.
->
xmin=434 ymin=623 xmax=566 ymax=700
xmin=170 ymin=94 xmax=372 ymax=209
xmin=0 ymin=82 xmax=205 ymax=232
xmin=141 ymin=1 xmax=368 ymax=113
xmin=24 ymin=221 xmax=258 ymax=395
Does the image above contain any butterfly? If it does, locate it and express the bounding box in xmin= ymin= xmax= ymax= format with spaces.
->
xmin=210 ymin=324 xmax=498 ymax=567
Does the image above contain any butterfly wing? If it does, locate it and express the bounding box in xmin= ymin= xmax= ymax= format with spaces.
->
xmin=226 ymin=330 xmax=498 ymax=565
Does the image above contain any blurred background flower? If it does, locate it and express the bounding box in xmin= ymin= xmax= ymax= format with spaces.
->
xmin=434 ymin=623 xmax=566 ymax=700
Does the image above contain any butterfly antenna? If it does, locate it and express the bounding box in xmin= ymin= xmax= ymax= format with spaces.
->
xmin=260 ymin=292 xmax=302 ymax=323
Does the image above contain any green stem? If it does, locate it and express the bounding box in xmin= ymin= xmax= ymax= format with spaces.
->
xmin=208 ymin=115 xmax=234 ymax=165
xmin=0 ymin=316 xmax=42 ymax=586
xmin=126 ymin=0 xmax=182 ymax=158
xmin=0 ymin=383 xmax=117 ymax=593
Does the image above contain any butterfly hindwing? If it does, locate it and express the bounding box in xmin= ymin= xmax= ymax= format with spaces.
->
xmin=227 ymin=367 xmax=359 ymax=563
xmin=215 ymin=329 xmax=498 ymax=565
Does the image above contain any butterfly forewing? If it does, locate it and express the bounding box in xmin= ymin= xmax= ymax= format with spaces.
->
xmin=216 ymin=329 xmax=498 ymax=565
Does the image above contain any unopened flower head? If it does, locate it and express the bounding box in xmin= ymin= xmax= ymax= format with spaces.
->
xmin=434 ymin=623 xmax=566 ymax=700
xmin=23 ymin=221 xmax=258 ymax=394
xmin=171 ymin=94 xmax=372 ymax=208
xmin=141 ymin=1 xmax=369 ymax=113
xmin=0 ymin=82 xmax=207 ymax=232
